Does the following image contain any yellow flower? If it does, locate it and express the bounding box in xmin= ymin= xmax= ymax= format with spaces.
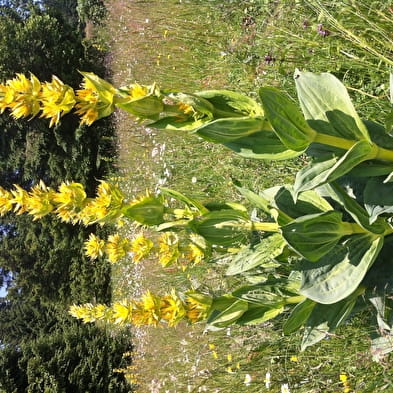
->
xmin=160 ymin=289 xmax=186 ymax=326
xmin=6 ymin=73 xmax=41 ymax=119
xmin=40 ymin=75 xmax=76 ymax=127
xmin=105 ymin=233 xmax=131 ymax=263
xmin=10 ymin=185 xmax=29 ymax=214
xmin=75 ymin=72 xmax=115 ymax=125
xmin=53 ymin=182 xmax=87 ymax=223
xmin=340 ymin=374 xmax=348 ymax=383
xmin=290 ymin=355 xmax=298 ymax=362
xmin=126 ymin=83 xmax=149 ymax=100
xmin=184 ymin=242 xmax=204 ymax=265
xmin=130 ymin=234 xmax=154 ymax=263
xmin=184 ymin=292 xmax=211 ymax=323
xmin=0 ymin=83 xmax=14 ymax=113
xmin=112 ymin=301 xmax=132 ymax=325
xmin=24 ymin=180 xmax=55 ymax=220
xmin=131 ymin=290 xmax=161 ymax=326
xmin=158 ymin=232 xmax=179 ymax=267
xmin=0 ymin=186 xmax=14 ymax=216
xmin=84 ymin=233 xmax=105 ymax=260
xmin=79 ymin=181 xmax=124 ymax=225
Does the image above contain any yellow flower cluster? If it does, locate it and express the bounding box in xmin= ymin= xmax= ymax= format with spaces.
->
xmin=84 ymin=232 xmax=154 ymax=263
xmin=157 ymin=232 xmax=206 ymax=268
xmin=0 ymin=72 xmax=116 ymax=127
xmin=0 ymin=180 xmax=125 ymax=225
xmin=69 ymin=290 xmax=212 ymax=327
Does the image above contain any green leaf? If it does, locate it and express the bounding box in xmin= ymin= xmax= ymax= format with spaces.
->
xmin=294 ymin=140 xmax=373 ymax=198
xmin=260 ymin=186 xmax=333 ymax=225
xmin=195 ymin=89 xmax=263 ymax=117
xmin=226 ymin=233 xmax=285 ymax=275
xmin=300 ymin=234 xmax=383 ymax=304
xmin=295 ymin=70 xmax=370 ymax=141
xmin=122 ymin=196 xmax=165 ymax=226
xmin=194 ymin=117 xmax=265 ymax=143
xmin=232 ymin=283 xmax=285 ymax=306
xmin=207 ymin=296 xmax=248 ymax=328
xmin=259 ymin=87 xmax=315 ymax=151
xmin=235 ymin=185 xmax=271 ymax=215
xmin=236 ymin=304 xmax=285 ymax=325
xmin=364 ymin=178 xmax=393 ymax=223
xmin=189 ymin=210 xmax=250 ymax=246
xmin=159 ymin=187 xmax=209 ymax=214
xmin=168 ymin=92 xmax=215 ymax=118
xmin=281 ymin=211 xmax=349 ymax=261
xmin=224 ymin=130 xmax=304 ymax=160
xmin=301 ymin=288 xmax=362 ymax=351
xmin=322 ymin=182 xmax=386 ymax=234
xmin=149 ymin=116 xmax=208 ymax=131
xmin=283 ymin=298 xmax=316 ymax=335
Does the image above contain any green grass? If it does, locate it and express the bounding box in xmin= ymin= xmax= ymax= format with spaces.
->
xmin=99 ymin=0 xmax=393 ymax=391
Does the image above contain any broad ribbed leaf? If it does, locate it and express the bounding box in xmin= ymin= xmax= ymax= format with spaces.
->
xmin=232 ymin=283 xmax=285 ymax=306
xmin=323 ymin=182 xmax=386 ymax=233
xmin=189 ymin=210 xmax=249 ymax=246
xmin=235 ymin=185 xmax=271 ymax=215
xmin=236 ymin=304 xmax=285 ymax=325
xmin=259 ymin=87 xmax=315 ymax=151
xmin=260 ymin=186 xmax=333 ymax=225
xmin=300 ymin=234 xmax=383 ymax=304
xmin=301 ymin=288 xmax=362 ymax=351
xmin=159 ymin=187 xmax=208 ymax=214
xmin=294 ymin=140 xmax=373 ymax=198
xmin=224 ymin=130 xmax=304 ymax=160
xmin=226 ymin=234 xmax=285 ymax=275
xmin=364 ymin=178 xmax=393 ymax=223
xmin=295 ymin=70 xmax=370 ymax=141
xmin=195 ymin=117 xmax=265 ymax=143
xmin=281 ymin=211 xmax=347 ymax=261
xmin=207 ymin=297 xmax=248 ymax=328
xmin=195 ymin=89 xmax=263 ymax=117
xmin=283 ymin=298 xmax=316 ymax=335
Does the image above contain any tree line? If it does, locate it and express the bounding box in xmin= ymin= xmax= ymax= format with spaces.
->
xmin=0 ymin=1 xmax=133 ymax=391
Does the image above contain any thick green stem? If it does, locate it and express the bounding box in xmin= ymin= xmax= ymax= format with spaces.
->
xmin=249 ymin=221 xmax=280 ymax=232
xmin=313 ymin=133 xmax=393 ymax=163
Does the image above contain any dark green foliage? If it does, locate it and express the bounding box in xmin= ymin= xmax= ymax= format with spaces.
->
xmin=0 ymin=301 xmax=132 ymax=392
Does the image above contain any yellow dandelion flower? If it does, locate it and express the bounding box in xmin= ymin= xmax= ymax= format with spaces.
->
xmin=24 ymin=180 xmax=55 ymax=220
xmin=290 ymin=355 xmax=298 ymax=362
xmin=84 ymin=233 xmax=105 ymax=260
xmin=160 ymin=289 xmax=186 ymax=326
xmin=158 ymin=232 xmax=180 ymax=267
xmin=227 ymin=354 xmax=233 ymax=362
xmin=6 ymin=73 xmax=41 ymax=119
xmin=105 ymin=233 xmax=131 ymax=263
xmin=340 ymin=374 xmax=348 ymax=383
xmin=208 ymin=344 xmax=215 ymax=350
xmin=130 ymin=234 xmax=154 ymax=263
xmin=40 ymin=75 xmax=76 ymax=127
xmin=212 ymin=351 xmax=218 ymax=359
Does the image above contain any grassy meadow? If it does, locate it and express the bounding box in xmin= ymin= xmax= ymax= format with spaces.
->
xmin=99 ymin=0 xmax=393 ymax=391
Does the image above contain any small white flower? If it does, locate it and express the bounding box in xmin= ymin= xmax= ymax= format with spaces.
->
xmin=191 ymin=176 xmax=197 ymax=183
xmin=244 ymin=374 xmax=252 ymax=386
xmin=281 ymin=383 xmax=291 ymax=393
xmin=265 ymin=372 xmax=271 ymax=389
